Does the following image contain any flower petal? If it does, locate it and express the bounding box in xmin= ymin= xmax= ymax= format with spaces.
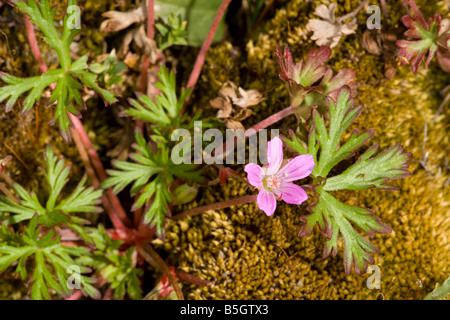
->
xmin=266 ymin=136 xmax=283 ymax=175
xmin=276 ymin=182 xmax=308 ymax=205
xmin=277 ymin=154 xmax=315 ymax=182
xmin=257 ymin=189 xmax=277 ymax=216
xmin=244 ymin=163 xmax=264 ymax=188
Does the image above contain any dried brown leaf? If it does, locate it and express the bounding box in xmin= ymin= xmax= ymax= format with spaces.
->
xmin=100 ymin=3 xmax=145 ymax=33
xmin=225 ymin=119 xmax=245 ymax=130
xmin=306 ymin=4 xmax=357 ymax=48
xmin=209 ymin=81 xmax=264 ymax=129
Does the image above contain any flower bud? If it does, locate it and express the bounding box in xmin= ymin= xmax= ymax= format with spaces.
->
xmin=173 ymin=184 xmax=198 ymax=205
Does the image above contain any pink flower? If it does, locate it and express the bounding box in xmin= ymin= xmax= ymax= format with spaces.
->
xmin=244 ymin=137 xmax=315 ymax=216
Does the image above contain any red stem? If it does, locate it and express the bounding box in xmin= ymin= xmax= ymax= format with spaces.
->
xmin=175 ymin=269 xmax=213 ymax=287
xmin=245 ymin=105 xmax=295 ymax=136
xmin=69 ymin=114 xmax=130 ymax=227
xmin=65 ymin=290 xmax=83 ymax=300
xmin=205 ymin=104 xmax=295 ymax=162
xmin=71 ymin=128 xmax=127 ymax=231
xmin=172 ymin=195 xmax=257 ymax=221
xmin=137 ymin=244 xmax=185 ymax=300
xmin=24 ymin=14 xmax=48 ymax=73
xmin=147 ymin=0 xmax=155 ymax=39
xmin=185 ymin=0 xmax=232 ymax=91
xmin=139 ymin=56 xmax=150 ymax=94
xmin=139 ymin=0 xmax=155 ymax=94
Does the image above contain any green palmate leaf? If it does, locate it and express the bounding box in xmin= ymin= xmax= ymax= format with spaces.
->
xmin=15 ymin=0 xmax=79 ymax=70
xmin=324 ymin=143 xmax=411 ymax=191
xmin=285 ymin=86 xmax=411 ymax=274
xmin=0 ymin=147 xmax=102 ymax=240
xmin=0 ymin=71 xmax=62 ymax=113
xmin=89 ymin=51 xmax=127 ymax=88
xmin=299 ymin=190 xmax=391 ymax=275
xmin=79 ymin=227 xmax=142 ymax=300
xmin=102 ymin=131 xmax=204 ymax=236
xmin=0 ymin=215 xmax=100 ymax=299
xmin=0 ymin=0 xmax=116 ymax=141
xmin=308 ymin=89 xmax=375 ymax=178
xmin=125 ymin=67 xmax=190 ymax=127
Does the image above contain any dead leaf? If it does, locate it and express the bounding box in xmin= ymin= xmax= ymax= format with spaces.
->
xmin=123 ymin=52 xmax=141 ymax=70
xmin=361 ymin=27 xmax=400 ymax=79
xmin=100 ymin=1 xmax=161 ymax=63
xmin=306 ymin=4 xmax=357 ymax=48
xmin=362 ymin=30 xmax=383 ymax=55
xmin=226 ymin=119 xmax=245 ymax=130
xmin=100 ymin=1 xmax=145 ymax=33
xmin=122 ymin=24 xmax=159 ymax=59
xmin=437 ymin=49 xmax=450 ymax=73
xmin=209 ymin=81 xmax=264 ymax=130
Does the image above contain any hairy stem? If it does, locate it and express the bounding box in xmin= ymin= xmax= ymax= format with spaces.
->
xmin=65 ymin=290 xmax=83 ymax=300
xmin=254 ymin=0 xmax=275 ymax=28
xmin=0 ymin=182 xmax=19 ymax=203
xmin=172 ymin=195 xmax=257 ymax=221
xmin=175 ymin=269 xmax=213 ymax=287
xmin=206 ymin=105 xmax=295 ymax=162
xmin=137 ymin=244 xmax=185 ymax=300
xmin=245 ymin=105 xmax=295 ymax=135
xmin=147 ymin=0 xmax=155 ymax=40
xmin=72 ymin=128 xmax=127 ymax=231
xmin=139 ymin=0 xmax=155 ymax=94
xmin=24 ymin=14 xmax=48 ymax=73
xmin=183 ymin=0 xmax=232 ymax=112
xmin=69 ymin=113 xmax=130 ymax=227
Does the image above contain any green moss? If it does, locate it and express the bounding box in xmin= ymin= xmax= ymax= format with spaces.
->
xmin=155 ymin=0 xmax=450 ymax=300
xmin=0 ymin=0 xmax=448 ymax=300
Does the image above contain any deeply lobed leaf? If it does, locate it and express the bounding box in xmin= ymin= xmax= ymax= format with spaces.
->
xmin=0 ymin=148 xmax=103 ymax=236
xmin=324 ymin=143 xmax=411 ymax=191
xmin=285 ymin=87 xmax=411 ymax=274
xmin=299 ymin=190 xmax=391 ymax=275
xmin=0 ymin=216 xmax=100 ymax=299
xmin=124 ymin=67 xmax=190 ymax=128
xmin=102 ymin=131 xmax=204 ymax=236
xmin=0 ymin=1 xmax=117 ymax=142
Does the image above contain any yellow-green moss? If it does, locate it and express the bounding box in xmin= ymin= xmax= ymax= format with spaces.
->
xmin=0 ymin=0 xmax=448 ymax=300
xmin=155 ymin=0 xmax=450 ymax=300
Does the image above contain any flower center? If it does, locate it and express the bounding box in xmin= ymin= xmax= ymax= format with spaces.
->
xmin=264 ymin=175 xmax=281 ymax=190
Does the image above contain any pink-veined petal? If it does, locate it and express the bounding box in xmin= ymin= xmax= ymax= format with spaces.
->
xmin=276 ymin=182 xmax=308 ymax=205
xmin=277 ymin=154 xmax=315 ymax=183
xmin=257 ymin=189 xmax=277 ymax=216
xmin=244 ymin=163 xmax=264 ymax=188
xmin=266 ymin=136 xmax=283 ymax=175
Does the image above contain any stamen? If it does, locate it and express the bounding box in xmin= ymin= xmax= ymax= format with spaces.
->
xmin=266 ymin=175 xmax=281 ymax=189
